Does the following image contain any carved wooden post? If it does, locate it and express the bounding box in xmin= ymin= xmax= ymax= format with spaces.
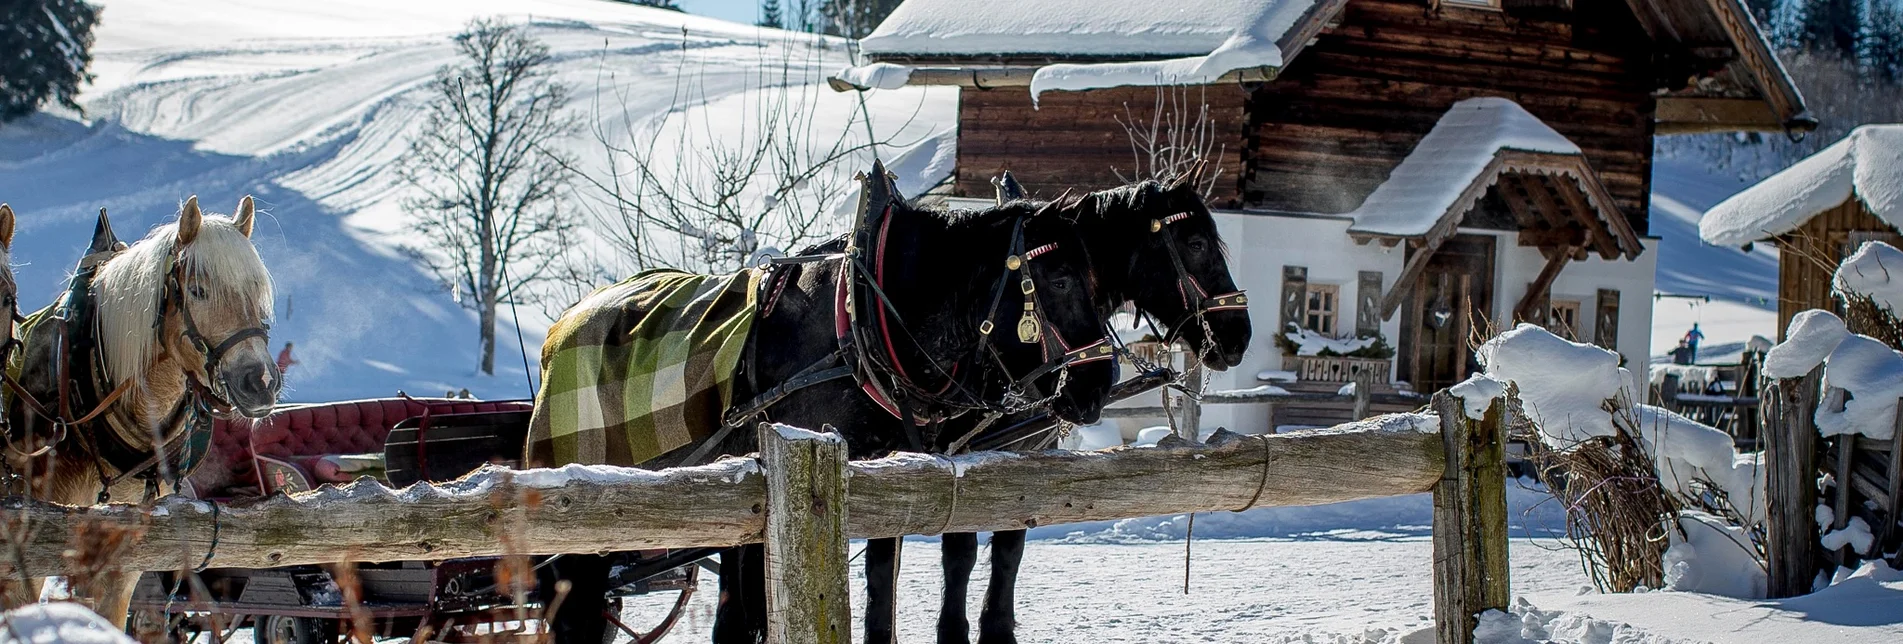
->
xmin=761 ymin=424 xmax=852 ymax=644
xmin=1432 ymin=390 xmax=1509 ymax=644
xmin=1352 ymin=370 xmax=1374 ymax=421
xmin=1763 ymin=366 xmax=1822 ymax=598
xmin=1178 ymin=342 xmax=1203 ymax=441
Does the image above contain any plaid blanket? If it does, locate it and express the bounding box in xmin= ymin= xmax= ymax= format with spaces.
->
xmin=526 ymin=268 xmax=763 ymax=468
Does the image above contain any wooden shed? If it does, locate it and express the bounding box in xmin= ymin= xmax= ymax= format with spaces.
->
xmin=1700 ymin=125 xmax=1903 ymax=339
xmin=840 ymin=0 xmax=1806 ymax=427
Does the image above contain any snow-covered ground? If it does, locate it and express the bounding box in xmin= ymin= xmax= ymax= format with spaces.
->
xmin=1 ymin=0 xmax=949 ymax=402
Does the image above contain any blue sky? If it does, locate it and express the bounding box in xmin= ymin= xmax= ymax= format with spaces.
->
xmin=675 ymin=0 xmax=760 ymax=25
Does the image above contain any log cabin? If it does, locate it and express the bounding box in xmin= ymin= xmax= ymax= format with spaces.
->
xmin=839 ymin=0 xmax=1808 ymax=431
xmin=1701 ymin=125 xmax=1903 ymax=339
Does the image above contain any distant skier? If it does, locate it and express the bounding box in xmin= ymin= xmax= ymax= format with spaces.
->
xmin=276 ymin=341 xmax=297 ymax=375
xmin=1682 ymin=323 xmax=1705 ymax=362
xmin=1670 ymin=338 xmax=1696 ymax=365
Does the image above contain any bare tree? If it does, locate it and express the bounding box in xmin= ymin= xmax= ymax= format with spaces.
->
xmin=400 ymin=18 xmax=580 ymax=375
xmin=1114 ymin=84 xmax=1228 ymax=198
xmin=569 ymin=33 xmax=919 ymax=277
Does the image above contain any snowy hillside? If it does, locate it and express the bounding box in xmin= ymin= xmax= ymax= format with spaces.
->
xmin=1648 ymin=156 xmax=1781 ymax=362
xmin=0 ymin=0 xmax=951 ymax=402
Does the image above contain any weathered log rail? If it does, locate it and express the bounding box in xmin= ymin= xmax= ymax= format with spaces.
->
xmin=0 ymin=391 xmax=1510 ymax=644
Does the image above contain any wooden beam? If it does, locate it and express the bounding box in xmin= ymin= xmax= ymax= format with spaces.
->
xmin=1498 ymin=175 xmax=1561 ymax=232
xmin=1513 ymin=246 xmax=1573 ymax=322
xmin=1654 ymin=97 xmax=1783 ymax=132
xmin=1515 ymin=227 xmax=1585 ymax=250
xmin=1695 ymin=0 xmax=1808 ymax=125
xmin=1546 ymin=177 xmax=1623 ymax=260
xmin=0 ymin=422 xmax=1445 ymax=575
xmin=1432 ymin=390 xmax=1510 ymax=643
xmin=761 ymin=426 xmax=852 ymax=644
xmin=1381 ymin=238 xmax=1445 ymax=321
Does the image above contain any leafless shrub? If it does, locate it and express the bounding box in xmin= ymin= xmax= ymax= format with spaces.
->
xmin=569 ymin=32 xmax=918 ymax=280
xmin=1113 ymin=85 xmax=1227 ymax=198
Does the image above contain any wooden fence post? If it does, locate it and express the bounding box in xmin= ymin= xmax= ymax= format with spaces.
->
xmin=761 ymin=424 xmax=852 ymax=644
xmin=1352 ymin=370 xmax=1374 ymax=421
xmin=1763 ymin=366 xmax=1822 ymax=598
xmin=1177 ymin=343 xmax=1203 ymax=441
xmin=1432 ymin=390 xmax=1509 ymax=644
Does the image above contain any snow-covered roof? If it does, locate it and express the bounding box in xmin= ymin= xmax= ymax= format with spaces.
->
xmin=1699 ymin=125 xmax=1903 ymax=247
xmin=1347 ymin=98 xmax=1582 ymax=237
xmin=858 ymin=0 xmax=1326 ymax=100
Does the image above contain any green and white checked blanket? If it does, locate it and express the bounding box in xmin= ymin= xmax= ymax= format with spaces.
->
xmin=526 ymin=268 xmax=763 ymax=468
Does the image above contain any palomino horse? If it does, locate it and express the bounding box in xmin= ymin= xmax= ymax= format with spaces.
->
xmin=3 ymin=196 xmax=281 ymax=625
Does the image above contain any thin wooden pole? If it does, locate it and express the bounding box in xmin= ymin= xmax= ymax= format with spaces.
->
xmin=1885 ymin=401 xmax=1903 ymax=555
xmin=761 ymin=424 xmax=852 ymax=644
xmin=1352 ymin=370 xmax=1374 ymax=421
xmin=1764 ymin=366 xmax=1823 ymax=597
xmin=1432 ymin=389 xmax=1509 ymax=644
xmin=1179 ymin=343 xmax=1203 ymax=441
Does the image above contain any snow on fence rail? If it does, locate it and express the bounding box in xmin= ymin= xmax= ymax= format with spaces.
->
xmin=0 ymin=390 xmax=1510 ymax=644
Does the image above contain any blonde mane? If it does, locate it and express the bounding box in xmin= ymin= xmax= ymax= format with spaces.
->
xmin=93 ymin=216 xmax=273 ymax=388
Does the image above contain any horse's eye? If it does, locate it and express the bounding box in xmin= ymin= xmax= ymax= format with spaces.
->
xmin=188 ymin=285 xmax=209 ymax=299
xmin=1050 ymin=275 xmax=1074 ymax=292
xmin=1187 ymin=238 xmax=1209 ymax=254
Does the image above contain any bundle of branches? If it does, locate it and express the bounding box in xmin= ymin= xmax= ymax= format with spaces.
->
xmin=1514 ymin=393 xmax=1680 ymax=592
xmin=1836 ymin=292 xmax=1903 ymax=349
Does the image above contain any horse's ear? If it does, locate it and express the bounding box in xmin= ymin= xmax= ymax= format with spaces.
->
xmin=1166 ymin=159 xmax=1209 ymax=193
xmin=234 ymin=195 xmax=256 ymax=237
xmin=178 ymin=195 xmax=203 ymax=245
xmin=0 ymin=203 xmax=14 ymax=252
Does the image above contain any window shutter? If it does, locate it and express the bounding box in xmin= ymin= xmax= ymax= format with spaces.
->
xmin=1356 ymin=271 xmax=1383 ymax=337
xmin=1281 ymin=266 xmax=1307 ymax=335
xmin=1595 ymin=288 xmax=1620 ymax=350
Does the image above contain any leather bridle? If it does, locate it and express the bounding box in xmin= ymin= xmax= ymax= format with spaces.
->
xmin=973 ymin=212 xmax=1115 ymax=404
xmin=158 ymin=252 xmax=271 ymax=413
xmin=1151 ymin=211 xmax=1248 ymax=341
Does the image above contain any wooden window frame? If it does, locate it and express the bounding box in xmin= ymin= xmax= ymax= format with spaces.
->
xmin=1304 ymin=283 xmax=1341 ymax=337
xmin=1548 ymin=299 xmax=1581 ymax=341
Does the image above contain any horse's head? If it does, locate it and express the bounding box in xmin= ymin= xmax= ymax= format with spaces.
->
xmin=0 ymin=204 xmax=15 ymax=360
xmin=98 ymin=196 xmax=279 ymax=418
xmin=981 ymin=203 xmax=1117 ymax=425
xmin=1084 ymin=176 xmax=1251 ymax=370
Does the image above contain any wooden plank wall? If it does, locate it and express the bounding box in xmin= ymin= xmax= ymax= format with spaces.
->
xmin=1775 ymin=200 xmax=1901 ymax=340
xmin=955 ymin=85 xmax=1249 ymax=208
xmin=1245 ymin=0 xmax=1658 ymax=232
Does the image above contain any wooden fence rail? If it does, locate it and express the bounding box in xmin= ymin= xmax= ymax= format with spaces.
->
xmin=0 ymin=392 xmax=1510 ymax=644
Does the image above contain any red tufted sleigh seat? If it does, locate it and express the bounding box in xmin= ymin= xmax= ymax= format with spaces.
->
xmin=187 ymin=397 xmax=531 ymax=499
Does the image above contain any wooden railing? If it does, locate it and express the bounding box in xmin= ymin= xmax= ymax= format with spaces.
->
xmin=0 ymin=390 xmax=1512 ymax=644
xmin=1287 ymin=354 xmax=1392 ymax=383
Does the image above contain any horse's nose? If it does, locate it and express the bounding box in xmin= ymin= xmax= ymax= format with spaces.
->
xmin=229 ymin=362 xmax=280 ymax=416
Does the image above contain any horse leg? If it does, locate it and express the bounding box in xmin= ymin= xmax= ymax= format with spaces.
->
xmin=536 ymin=553 xmax=610 ymax=644
xmin=937 ymin=533 xmax=978 ymax=644
xmin=863 ymin=537 xmax=901 ymax=644
xmin=97 ymin=574 xmax=138 ymax=631
xmin=713 ymin=545 xmax=767 ymax=644
xmin=976 ymin=530 xmax=1024 ymax=644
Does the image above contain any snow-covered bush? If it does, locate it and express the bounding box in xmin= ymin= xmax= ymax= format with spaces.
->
xmin=1481 ymin=324 xmax=1767 ymax=596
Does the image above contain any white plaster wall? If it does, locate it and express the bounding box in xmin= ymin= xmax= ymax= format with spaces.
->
xmin=1483 ymin=232 xmax=1658 ymax=387
xmin=1089 ymin=213 xmax=1658 ymax=437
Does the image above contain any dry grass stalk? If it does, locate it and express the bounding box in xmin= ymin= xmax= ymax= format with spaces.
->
xmin=1513 ymin=390 xmax=1680 ymax=592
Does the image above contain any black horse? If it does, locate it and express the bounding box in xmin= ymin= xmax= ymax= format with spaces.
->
xmin=534 ymin=167 xmax=1120 ymax=644
xmin=929 ymin=174 xmax=1252 ymax=644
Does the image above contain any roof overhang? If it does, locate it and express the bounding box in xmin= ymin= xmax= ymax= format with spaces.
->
xmin=1632 ymin=0 xmax=1812 ymax=132
xmin=1361 ymin=150 xmax=1644 ymax=318
xmin=833 ymin=0 xmax=1348 ymax=94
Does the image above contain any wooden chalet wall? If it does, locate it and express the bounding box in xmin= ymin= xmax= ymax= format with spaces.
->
xmin=956 ymin=85 xmax=1249 ymax=207
xmin=1775 ymin=199 xmax=1902 ymax=339
xmin=1246 ymin=0 xmax=1658 ymax=232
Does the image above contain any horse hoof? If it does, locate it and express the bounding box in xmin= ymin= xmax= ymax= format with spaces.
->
xmin=936 ymin=619 xmax=971 ymax=644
